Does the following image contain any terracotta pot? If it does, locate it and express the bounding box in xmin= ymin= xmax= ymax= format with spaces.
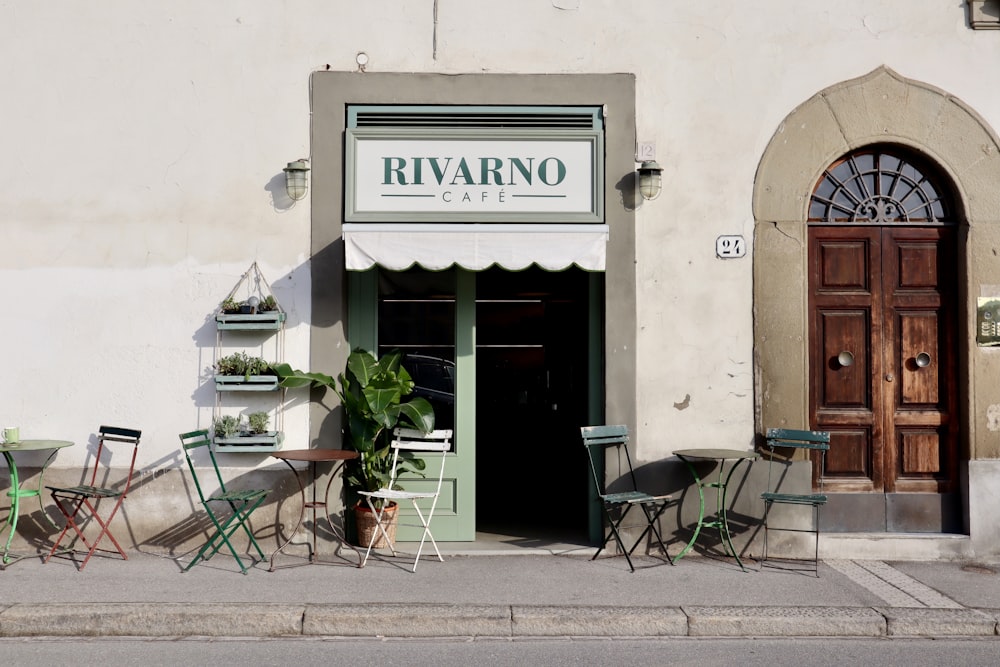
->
xmin=354 ymin=502 xmax=398 ymax=549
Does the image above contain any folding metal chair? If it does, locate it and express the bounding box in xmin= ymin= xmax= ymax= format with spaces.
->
xmin=358 ymin=428 xmax=452 ymax=572
xmin=178 ymin=429 xmax=269 ymax=574
xmin=44 ymin=425 xmax=141 ymax=570
xmin=581 ymin=425 xmax=674 ymax=572
xmin=760 ymin=427 xmax=831 ymax=577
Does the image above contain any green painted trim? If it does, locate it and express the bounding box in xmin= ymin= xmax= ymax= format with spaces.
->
xmin=454 ymin=268 xmax=477 ymax=540
xmin=347 ymin=269 xmax=377 ymax=351
xmin=348 ymin=105 xmax=604 ymax=129
xmin=587 ymin=271 xmax=605 ymax=545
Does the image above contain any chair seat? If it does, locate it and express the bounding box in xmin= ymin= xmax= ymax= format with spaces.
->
xmin=208 ymin=489 xmax=268 ymax=504
xmin=762 ymin=492 xmax=827 ymax=505
xmin=48 ymin=485 xmax=120 ymax=499
xmin=602 ymin=490 xmax=673 ymax=505
xmin=360 ymin=489 xmax=437 ymax=501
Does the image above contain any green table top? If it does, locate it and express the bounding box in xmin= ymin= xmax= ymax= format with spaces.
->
xmin=0 ymin=439 xmax=74 ymax=453
xmin=674 ymin=448 xmax=759 ymax=460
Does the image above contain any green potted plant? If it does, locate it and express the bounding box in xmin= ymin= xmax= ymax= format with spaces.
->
xmin=213 ymin=415 xmax=242 ymax=439
xmin=272 ymin=348 xmax=435 ymax=546
xmin=247 ymin=411 xmax=270 ymax=434
xmin=214 ymin=352 xmax=279 ymax=390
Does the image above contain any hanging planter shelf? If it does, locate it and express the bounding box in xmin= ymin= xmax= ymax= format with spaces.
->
xmin=213 ymin=431 xmax=284 ymax=452
xmin=215 ymin=375 xmax=281 ymax=391
xmin=216 ymin=311 xmax=286 ymax=330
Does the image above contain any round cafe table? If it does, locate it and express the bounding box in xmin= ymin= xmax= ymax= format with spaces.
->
xmin=0 ymin=439 xmax=74 ymax=567
xmin=268 ymin=448 xmax=361 ymax=570
xmin=671 ymin=448 xmax=760 ymax=571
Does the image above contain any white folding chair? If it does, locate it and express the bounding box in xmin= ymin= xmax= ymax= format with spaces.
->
xmin=358 ymin=428 xmax=453 ymax=572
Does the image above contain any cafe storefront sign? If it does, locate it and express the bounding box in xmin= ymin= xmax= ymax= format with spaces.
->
xmin=345 ymin=128 xmax=603 ymax=223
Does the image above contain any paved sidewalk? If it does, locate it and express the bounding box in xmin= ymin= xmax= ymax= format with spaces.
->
xmin=1 ymin=545 xmax=999 ymax=639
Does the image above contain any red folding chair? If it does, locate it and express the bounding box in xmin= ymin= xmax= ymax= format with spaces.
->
xmin=45 ymin=426 xmax=141 ymax=570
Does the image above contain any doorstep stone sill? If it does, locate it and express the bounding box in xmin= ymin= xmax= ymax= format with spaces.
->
xmin=821 ymin=533 xmax=972 ymax=561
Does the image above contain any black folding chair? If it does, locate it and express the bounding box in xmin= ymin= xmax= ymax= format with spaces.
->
xmin=178 ymin=430 xmax=268 ymax=574
xmin=45 ymin=425 xmax=142 ymax=570
xmin=581 ymin=425 xmax=674 ymax=572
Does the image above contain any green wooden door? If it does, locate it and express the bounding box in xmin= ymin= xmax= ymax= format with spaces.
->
xmin=349 ymin=268 xmax=477 ymax=541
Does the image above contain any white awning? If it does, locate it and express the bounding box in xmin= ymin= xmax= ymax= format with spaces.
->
xmin=343 ymin=223 xmax=609 ymax=271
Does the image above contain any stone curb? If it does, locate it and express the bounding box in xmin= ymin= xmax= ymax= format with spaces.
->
xmin=1 ymin=603 xmax=997 ymax=638
xmin=510 ymin=605 xmax=688 ymax=637
xmin=876 ymin=607 xmax=999 ymax=637
xmin=0 ymin=603 xmax=304 ymax=637
xmin=304 ymin=604 xmax=510 ymax=637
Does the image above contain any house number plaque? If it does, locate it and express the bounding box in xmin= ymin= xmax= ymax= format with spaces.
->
xmin=716 ymin=235 xmax=746 ymax=259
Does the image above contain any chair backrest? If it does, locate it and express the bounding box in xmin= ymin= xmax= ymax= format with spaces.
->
xmin=90 ymin=425 xmax=142 ymax=494
xmin=178 ymin=429 xmax=226 ymax=505
xmin=388 ymin=428 xmax=453 ymax=492
xmin=581 ymin=425 xmax=637 ymax=496
xmin=764 ymin=428 xmax=831 ymax=492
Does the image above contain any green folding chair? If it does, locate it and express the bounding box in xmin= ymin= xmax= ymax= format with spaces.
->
xmin=178 ymin=430 xmax=268 ymax=574
xmin=760 ymin=427 xmax=831 ymax=577
xmin=581 ymin=425 xmax=674 ymax=572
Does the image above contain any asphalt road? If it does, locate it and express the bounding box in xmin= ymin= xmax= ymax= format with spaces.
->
xmin=2 ymin=636 xmax=998 ymax=666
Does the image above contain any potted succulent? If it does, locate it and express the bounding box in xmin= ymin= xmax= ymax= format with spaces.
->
xmin=214 ymin=351 xmax=279 ymax=391
xmin=272 ymin=348 xmax=435 ymax=546
xmin=213 ymin=415 xmax=242 ymax=439
xmin=212 ymin=411 xmax=284 ymax=450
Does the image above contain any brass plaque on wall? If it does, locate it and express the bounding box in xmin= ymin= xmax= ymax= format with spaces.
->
xmin=977 ymin=297 xmax=1000 ymax=346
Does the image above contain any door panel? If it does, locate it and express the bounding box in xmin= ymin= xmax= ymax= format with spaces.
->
xmin=810 ymin=227 xmax=882 ymax=492
xmin=820 ymin=311 xmax=869 ymax=407
xmin=882 ymin=228 xmax=958 ymax=494
xmin=375 ymin=267 xmax=476 ymax=541
xmin=809 ymin=226 xmax=959 ymax=498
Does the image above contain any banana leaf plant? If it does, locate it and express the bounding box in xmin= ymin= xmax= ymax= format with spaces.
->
xmin=272 ymin=348 xmax=435 ymax=508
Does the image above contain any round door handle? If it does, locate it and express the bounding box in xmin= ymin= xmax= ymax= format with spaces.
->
xmin=885 ymin=373 xmax=894 ymax=382
xmin=837 ymin=351 xmax=855 ymax=367
xmin=915 ymin=352 xmax=932 ymax=368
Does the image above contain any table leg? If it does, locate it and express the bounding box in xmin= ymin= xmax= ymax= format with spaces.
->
xmin=319 ymin=462 xmax=363 ymax=566
xmin=717 ymin=458 xmax=751 ymax=570
xmin=1 ymin=452 xmax=21 ymax=566
xmin=672 ymin=456 xmax=752 ymax=571
xmin=671 ymin=456 xmax=705 ymax=564
xmin=269 ymin=458 xmax=308 ymax=570
xmin=269 ymin=459 xmax=362 ymax=571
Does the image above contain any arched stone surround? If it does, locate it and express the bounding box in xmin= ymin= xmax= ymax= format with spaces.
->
xmin=753 ymin=66 xmax=1000 ymax=555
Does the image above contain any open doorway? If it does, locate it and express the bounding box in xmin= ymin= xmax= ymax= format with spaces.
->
xmin=475 ymin=266 xmax=594 ymax=542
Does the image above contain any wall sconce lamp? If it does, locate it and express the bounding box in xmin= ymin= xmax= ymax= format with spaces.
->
xmin=283 ymin=159 xmax=310 ymax=201
xmin=637 ymin=160 xmax=663 ymax=201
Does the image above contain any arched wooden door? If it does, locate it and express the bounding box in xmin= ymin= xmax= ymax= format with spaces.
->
xmin=807 ymin=148 xmax=961 ymax=532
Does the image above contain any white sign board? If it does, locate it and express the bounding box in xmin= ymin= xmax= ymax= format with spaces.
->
xmin=345 ymin=128 xmax=603 ymax=223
